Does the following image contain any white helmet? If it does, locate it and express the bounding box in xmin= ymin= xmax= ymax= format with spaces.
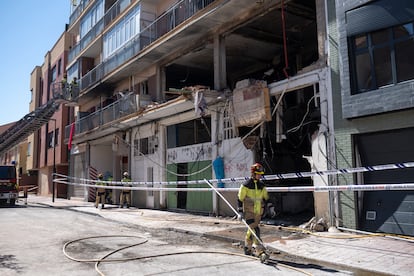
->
xmin=123 ymin=172 xmax=129 ymax=177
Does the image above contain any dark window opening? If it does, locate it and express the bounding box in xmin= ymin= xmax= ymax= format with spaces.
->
xmin=47 ymin=128 xmax=59 ymax=149
xmin=167 ymin=117 xmax=211 ymax=148
xmin=140 ymin=137 xmax=149 ymax=155
xmin=176 ymin=163 xmax=187 ymax=209
xmin=58 ymin=59 xmax=62 ymax=76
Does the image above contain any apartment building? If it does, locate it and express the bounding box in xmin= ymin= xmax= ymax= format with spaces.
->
xmin=58 ymin=0 xmax=337 ymax=220
xmin=333 ymin=0 xmax=414 ymax=235
xmin=28 ymin=32 xmax=73 ymax=198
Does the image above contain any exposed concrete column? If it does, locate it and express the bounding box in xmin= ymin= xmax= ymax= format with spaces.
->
xmin=213 ymin=34 xmax=226 ymax=90
xmin=316 ymin=0 xmax=327 ymax=64
xmin=86 ymin=142 xmax=91 ymax=200
xmin=158 ymin=124 xmax=167 ymax=209
xmin=156 ymin=66 xmax=166 ymax=102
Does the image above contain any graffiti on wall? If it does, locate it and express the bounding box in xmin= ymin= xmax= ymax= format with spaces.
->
xmin=167 ymin=142 xmax=213 ymax=164
xmin=224 ymin=162 xmax=248 ymax=176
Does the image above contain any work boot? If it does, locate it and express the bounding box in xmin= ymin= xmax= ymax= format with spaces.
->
xmin=244 ymin=247 xmax=252 ymax=256
xmin=259 ymin=252 xmax=270 ymax=263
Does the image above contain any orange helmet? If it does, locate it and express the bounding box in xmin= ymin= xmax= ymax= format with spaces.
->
xmin=251 ymin=163 xmax=264 ymax=175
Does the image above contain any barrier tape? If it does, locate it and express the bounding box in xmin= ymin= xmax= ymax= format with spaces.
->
xmin=53 ymin=161 xmax=414 ymax=192
xmin=262 ymin=162 xmax=414 ymax=181
xmin=53 ymin=181 xmax=414 ymax=193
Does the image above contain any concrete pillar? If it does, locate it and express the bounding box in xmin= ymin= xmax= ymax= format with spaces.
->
xmin=156 ymin=66 xmax=166 ymax=102
xmin=214 ymin=35 xmax=226 ymax=90
xmin=158 ymin=125 xmax=167 ymax=209
xmin=316 ymin=0 xmax=327 ymax=64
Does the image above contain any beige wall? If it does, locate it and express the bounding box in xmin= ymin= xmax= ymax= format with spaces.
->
xmin=27 ymin=66 xmax=42 ymax=170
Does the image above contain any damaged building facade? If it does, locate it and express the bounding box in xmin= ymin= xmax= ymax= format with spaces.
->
xmin=59 ymin=0 xmax=336 ymax=223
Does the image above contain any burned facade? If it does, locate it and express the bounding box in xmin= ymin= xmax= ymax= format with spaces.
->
xmin=2 ymin=0 xmax=414 ymax=235
xmin=55 ymin=0 xmax=335 ymax=223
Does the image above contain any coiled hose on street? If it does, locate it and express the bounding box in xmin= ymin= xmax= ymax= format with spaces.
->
xmin=62 ymin=234 xmax=313 ymax=276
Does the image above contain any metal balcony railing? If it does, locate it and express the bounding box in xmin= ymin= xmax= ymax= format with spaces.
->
xmin=51 ymin=81 xmax=80 ymax=102
xmin=79 ymin=0 xmax=216 ymax=91
xmin=64 ymin=92 xmax=139 ymax=139
xmin=69 ymin=0 xmax=92 ymax=26
xmin=64 ymin=0 xmax=216 ymax=140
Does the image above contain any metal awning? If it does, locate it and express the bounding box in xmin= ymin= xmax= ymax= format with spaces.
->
xmin=0 ymin=100 xmax=59 ymax=156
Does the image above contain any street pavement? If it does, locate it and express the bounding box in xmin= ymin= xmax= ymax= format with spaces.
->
xmin=24 ymin=195 xmax=414 ymax=276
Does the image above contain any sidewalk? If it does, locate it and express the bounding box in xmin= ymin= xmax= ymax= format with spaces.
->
xmin=27 ymin=195 xmax=413 ymax=275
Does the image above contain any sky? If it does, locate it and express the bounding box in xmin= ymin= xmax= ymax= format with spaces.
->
xmin=0 ymin=1 xmax=72 ymax=126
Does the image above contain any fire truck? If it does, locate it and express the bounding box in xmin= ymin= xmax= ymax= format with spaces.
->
xmin=0 ymin=165 xmax=18 ymax=206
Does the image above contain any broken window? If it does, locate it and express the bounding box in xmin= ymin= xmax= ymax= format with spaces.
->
xmin=133 ymin=135 xmax=157 ymax=156
xmin=167 ymin=118 xmax=211 ymax=148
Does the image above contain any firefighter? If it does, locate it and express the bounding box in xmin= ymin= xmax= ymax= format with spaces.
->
xmin=119 ymin=171 xmax=131 ymax=208
xmin=69 ymin=77 xmax=78 ymax=100
xmin=105 ymin=175 xmax=113 ymax=204
xmin=237 ymin=163 xmax=270 ymax=258
xmin=95 ymin=173 xmax=106 ymax=209
xmin=61 ymin=74 xmax=68 ymax=97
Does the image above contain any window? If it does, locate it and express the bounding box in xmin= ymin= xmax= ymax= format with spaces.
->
xmin=58 ymin=59 xmax=62 ymax=76
xmin=80 ymin=0 xmax=104 ymax=38
xmin=349 ymin=22 xmax=414 ymax=94
xmin=140 ymin=80 xmax=149 ymax=95
xmin=27 ymin=142 xmax=31 ymax=156
xmin=140 ymin=137 xmax=149 ymax=155
xmin=167 ymin=118 xmax=211 ymax=148
xmin=47 ymin=131 xmax=54 ymax=149
xmin=67 ymin=62 xmax=79 ymax=83
xmin=394 ymin=23 xmax=414 ymax=82
xmin=51 ymin=66 xmax=57 ymax=83
xmin=47 ymin=129 xmax=59 ymax=149
xmin=55 ymin=129 xmax=59 ymax=146
xmin=223 ymin=104 xmax=237 ymax=140
xmin=346 ymin=0 xmax=414 ymax=94
xmin=134 ymin=135 xmax=157 ymax=156
xmin=103 ymin=5 xmax=141 ymax=59
xmin=0 ymin=166 xmax=16 ymax=179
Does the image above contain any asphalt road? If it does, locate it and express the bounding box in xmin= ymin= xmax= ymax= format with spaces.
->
xmin=0 ymin=202 xmax=355 ymax=275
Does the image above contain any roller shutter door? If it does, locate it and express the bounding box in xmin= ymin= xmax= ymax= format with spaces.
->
xmin=356 ymin=128 xmax=414 ymax=235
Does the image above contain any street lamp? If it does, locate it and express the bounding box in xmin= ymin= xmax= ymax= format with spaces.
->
xmin=51 ymin=119 xmax=57 ymax=203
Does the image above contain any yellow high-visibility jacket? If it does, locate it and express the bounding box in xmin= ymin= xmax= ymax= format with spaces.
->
xmin=121 ymin=177 xmax=131 ymax=192
xmin=96 ymin=180 xmax=105 ymax=193
xmin=238 ymin=178 xmax=269 ymax=215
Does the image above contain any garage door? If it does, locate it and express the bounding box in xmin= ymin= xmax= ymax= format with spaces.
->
xmin=356 ymin=128 xmax=414 ymax=235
